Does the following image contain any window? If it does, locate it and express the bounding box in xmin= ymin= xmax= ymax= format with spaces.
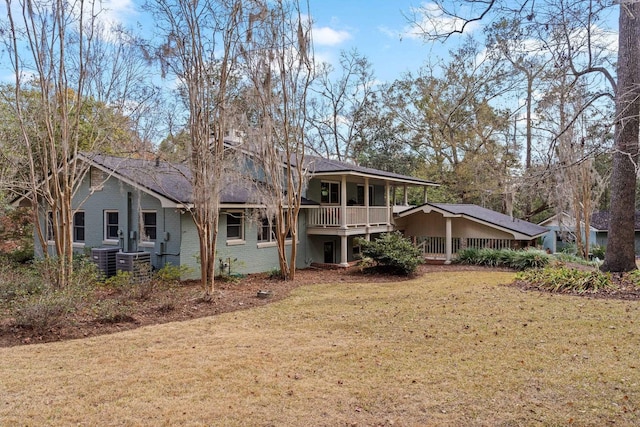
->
xmin=257 ymin=212 xmax=292 ymax=243
xmin=47 ymin=211 xmax=84 ymax=243
xmin=46 ymin=211 xmax=54 ymax=241
xmin=356 ymin=184 xmax=375 ymax=205
xmin=320 ymin=181 xmax=340 ymax=204
xmin=104 ymin=210 xmax=119 ymax=240
xmin=141 ymin=211 xmax=157 ymax=241
xmin=73 ymin=212 xmax=85 ymax=242
xmin=257 ymin=213 xmax=274 ymax=243
xmin=226 ymin=211 xmax=244 ymax=241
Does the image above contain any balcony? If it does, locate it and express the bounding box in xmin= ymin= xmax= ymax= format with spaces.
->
xmin=307 ymin=206 xmax=391 ymax=235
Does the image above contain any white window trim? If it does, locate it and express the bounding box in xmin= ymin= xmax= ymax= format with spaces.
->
xmin=73 ymin=210 xmax=86 ymax=246
xmin=46 ymin=211 xmax=55 ymax=244
xmin=320 ymin=180 xmax=341 ymax=205
xmin=255 ymin=209 xmax=297 ymax=247
xmin=257 ymin=239 xmax=296 ymax=249
xmin=140 ymin=210 xmax=157 ymax=243
xmin=226 ymin=210 xmax=245 ymax=245
xmin=104 ymin=210 xmax=119 ymax=243
xmin=46 ymin=211 xmax=87 ymax=248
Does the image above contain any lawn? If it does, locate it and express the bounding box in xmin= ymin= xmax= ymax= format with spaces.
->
xmin=1 ymin=270 xmax=639 ymax=426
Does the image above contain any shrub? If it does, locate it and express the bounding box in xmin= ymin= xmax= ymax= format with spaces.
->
xmin=0 ymin=262 xmax=42 ymax=305
xmin=591 ymin=245 xmax=606 ymax=260
xmin=454 ymin=247 xmax=480 ymax=265
xmin=103 ymin=270 xmax=155 ymax=301
xmin=626 ymin=269 xmax=640 ymax=286
xmin=103 ymin=270 xmax=134 ymax=289
xmin=267 ymin=267 xmax=283 ymax=280
xmin=357 ymin=232 xmax=423 ymax=275
xmin=155 ymin=263 xmax=190 ymax=285
xmin=13 ymin=291 xmax=76 ymax=334
xmin=552 ymin=251 xmax=601 ymax=267
xmin=32 ymin=256 xmax=100 ymax=291
xmin=92 ymin=299 xmax=135 ymax=324
xmin=454 ymin=248 xmax=550 ymax=270
xmin=516 ymin=266 xmax=613 ymax=294
xmin=510 ymin=249 xmax=550 ymax=270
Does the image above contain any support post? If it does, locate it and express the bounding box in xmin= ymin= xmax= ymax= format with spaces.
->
xmin=340 ymin=175 xmax=347 ymax=229
xmin=385 ymin=181 xmax=391 ymax=225
xmin=445 ymin=217 xmax=452 ymax=264
xmin=340 ymin=235 xmax=349 ymax=267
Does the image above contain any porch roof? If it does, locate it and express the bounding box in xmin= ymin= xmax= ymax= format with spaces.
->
xmin=301 ymin=156 xmax=438 ymax=187
xmin=399 ymin=203 xmax=548 ymax=239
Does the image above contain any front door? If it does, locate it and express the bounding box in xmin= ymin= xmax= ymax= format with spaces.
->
xmin=323 ymin=241 xmax=334 ymax=264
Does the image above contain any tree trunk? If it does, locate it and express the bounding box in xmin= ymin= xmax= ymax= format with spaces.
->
xmin=601 ymin=2 xmax=640 ymax=272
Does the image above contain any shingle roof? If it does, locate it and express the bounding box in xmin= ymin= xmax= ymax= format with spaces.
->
xmin=432 ymin=203 xmax=548 ymax=237
xmin=590 ymin=211 xmax=640 ymax=231
xmin=87 ymin=154 xmax=317 ymax=206
xmin=302 ymin=155 xmax=437 ymax=186
xmin=90 ymin=154 xmax=193 ymax=204
xmin=400 ymin=202 xmax=548 ymax=238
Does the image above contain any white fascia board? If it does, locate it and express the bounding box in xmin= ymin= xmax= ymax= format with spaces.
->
xmin=398 ymin=204 xmax=461 ymax=218
xmin=310 ymin=171 xmax=438 ymax=187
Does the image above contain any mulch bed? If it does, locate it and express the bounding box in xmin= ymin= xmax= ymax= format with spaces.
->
xmin=1 ymin=264 xmax=638 ymax=348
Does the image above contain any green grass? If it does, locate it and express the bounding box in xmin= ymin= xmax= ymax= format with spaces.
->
xmin=1 ymin=271 xmax=639 ymax=426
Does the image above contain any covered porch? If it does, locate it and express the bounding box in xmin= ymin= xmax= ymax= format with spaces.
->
xmin=413 ymin=236 xmax=527 ymax=262
xmin=305 ymin=172 xmax=435 ymax=266
xmin=396 ymin=203 xmax=548 ymax=264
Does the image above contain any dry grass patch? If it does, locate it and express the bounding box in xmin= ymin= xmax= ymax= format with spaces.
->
xmin=1 ymin=271 xmax=639 ymax=426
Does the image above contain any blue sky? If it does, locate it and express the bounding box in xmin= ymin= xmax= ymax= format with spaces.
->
xmin=307 ymin=0 xmax=463 ymax=82
xmin=0 ymin=0 xmax=618 ymax=88
xmin=86 ymin=0 xmax=464 ymax=83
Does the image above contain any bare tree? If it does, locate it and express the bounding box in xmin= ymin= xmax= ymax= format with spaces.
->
xmin=241 ymin=0 xmax=313 ymax=280
xmin=307 ymin=49 xmax=376 ymax=163
xmin=3 ymin=0 xmax=152 ymax=286
xmin=542 ymin=76 xmax=608 ymax=258
xmin=410 ymin=0 xmax=634 ymax=270
xmin=147 ymin=0 xmax=243 ymax=298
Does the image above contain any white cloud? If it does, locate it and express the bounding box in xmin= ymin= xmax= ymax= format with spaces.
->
xmin=313 ymin=26 xmax=352 ymax=46
xmin=100 ymin=0 xmax=138 ymax=29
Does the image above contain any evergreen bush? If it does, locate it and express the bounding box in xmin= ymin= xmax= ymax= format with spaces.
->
xmin=454 ymin=247 xmax=550 ymax=270
xmin=357 ymin=232 xmax=423 ymax=275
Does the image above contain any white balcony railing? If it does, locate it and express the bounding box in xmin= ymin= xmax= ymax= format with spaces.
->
xmin=307 ymin=206 xmax=389 ymax=228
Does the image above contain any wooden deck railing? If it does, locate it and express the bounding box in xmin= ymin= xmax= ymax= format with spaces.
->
xmin=307 ymin=206 xmax=389 ymax=227
xmin=416 ymin=236 xmax=461 ymax=257
xmin=414 ymin=236 xmax=515 ymax=258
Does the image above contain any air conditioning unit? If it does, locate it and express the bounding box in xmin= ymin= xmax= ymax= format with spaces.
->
xmin=91 ymin=247 xmax=120 ymax=278
xmin=116 ymin=251 xmax=152 ymax=282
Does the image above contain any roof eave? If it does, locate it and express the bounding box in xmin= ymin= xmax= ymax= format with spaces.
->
xmin=81 ymin=154 xmax=187 ymax=208
xmin=310 ymin=170 xmax=438 ymax=187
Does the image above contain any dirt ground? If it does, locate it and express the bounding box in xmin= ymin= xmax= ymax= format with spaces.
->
xmin=1 ymin=263 xmax=638 ymax=348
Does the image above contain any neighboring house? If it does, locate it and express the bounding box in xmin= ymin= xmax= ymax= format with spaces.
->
xmin=395 ymin=203 xmax=548 ymax=263
xmin=541 ymin=211 xmax=640 ymax=255
xmin=538 ymin=212 xmax=595 ymax=253
xmin=19 ymin=152 xmax=437 ymax=277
